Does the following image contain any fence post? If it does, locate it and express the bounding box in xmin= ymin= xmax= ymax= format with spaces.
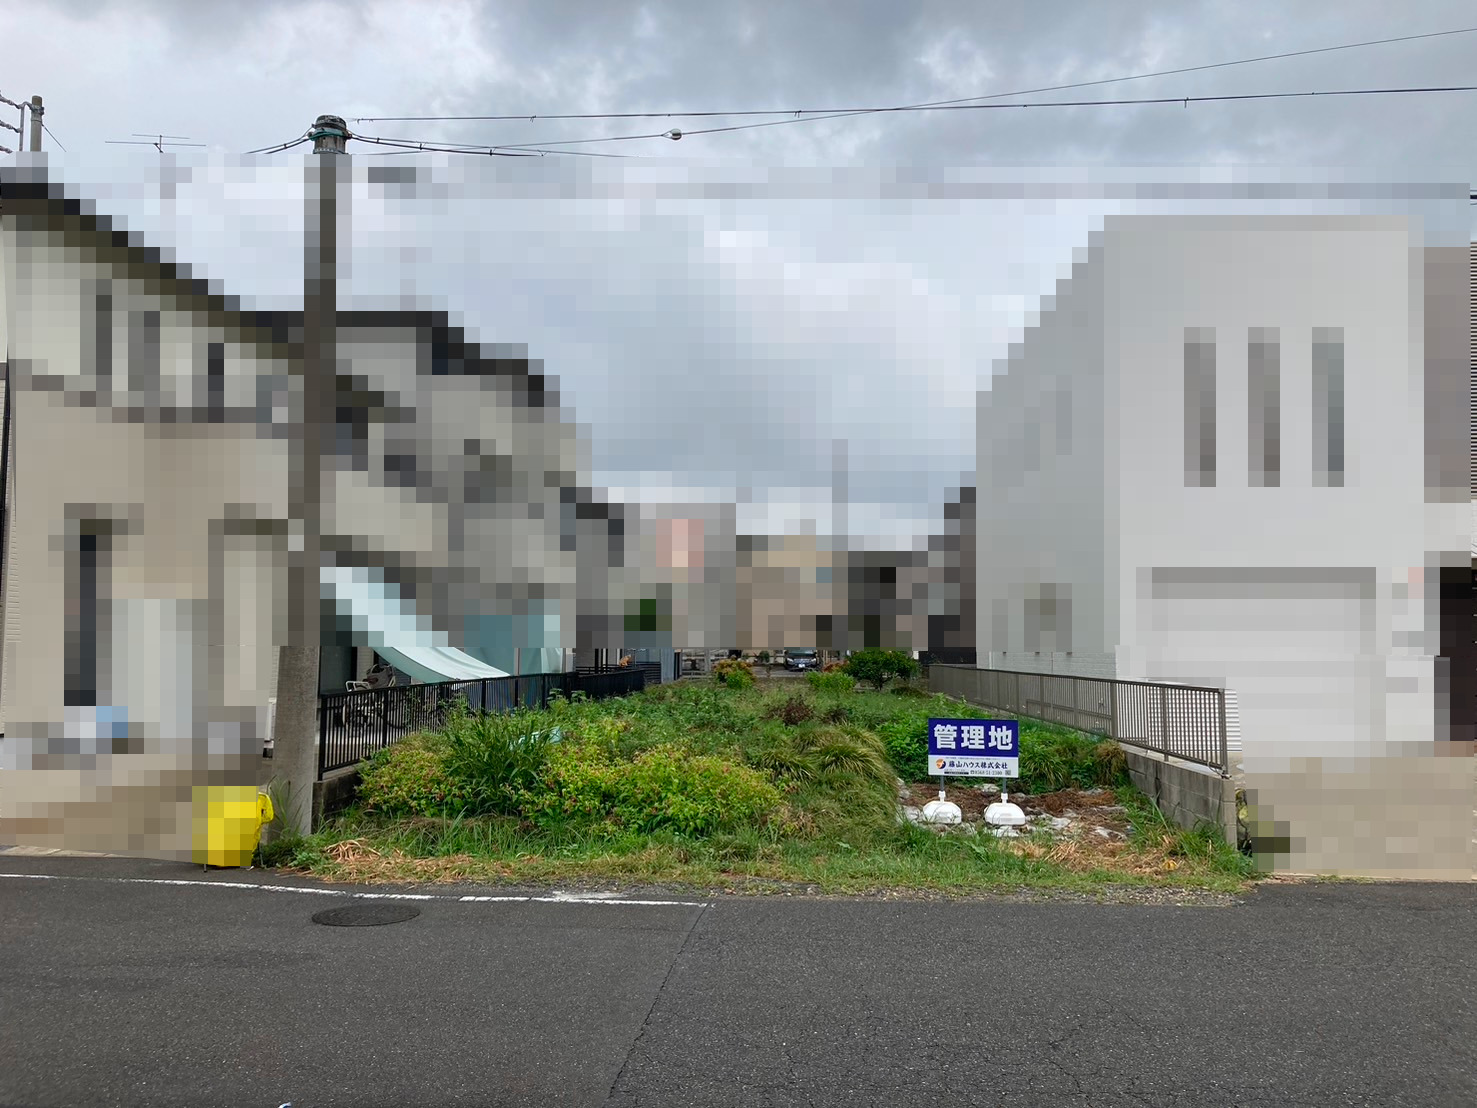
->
xmin=380 ymin=687 xmax=390 ymax=753
xmin=1109 ymin=680 xmax=1119 ymax=743
xmin=317 ymin=697 xmax=328 ymax=780
xmin=1157 ymin=686 xmax=1169 ymax=755
xmin=1217 ymin=689 xmax=1228 ymax=774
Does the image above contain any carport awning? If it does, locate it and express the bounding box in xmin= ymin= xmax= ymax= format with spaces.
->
xmin=321 ymin=565 xmax=509 ymax=684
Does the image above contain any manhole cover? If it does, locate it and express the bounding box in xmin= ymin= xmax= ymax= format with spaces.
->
xmin=312 ymin=903 xmax=421 ymax=927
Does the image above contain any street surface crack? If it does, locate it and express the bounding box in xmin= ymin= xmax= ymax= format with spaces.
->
xmin=601 ymin=900 xmax=709 ymax=1106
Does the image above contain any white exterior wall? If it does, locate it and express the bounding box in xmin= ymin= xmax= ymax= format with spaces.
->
xmin=976 ymin=244 xmax=1116 ymax=679
xmin=976 ymin=213 xmax=1472 ymax=878
xmin=1106 ymin=215 xmax=1430 ymax=759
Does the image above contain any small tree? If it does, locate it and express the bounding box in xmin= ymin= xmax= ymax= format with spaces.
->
xmin=842 ymin=648 xmax=920 ymax=690
xmin=757 ymin=649 xmax=772 ymax=676
xmin=712 ymin=657 xmax=755 ymax=690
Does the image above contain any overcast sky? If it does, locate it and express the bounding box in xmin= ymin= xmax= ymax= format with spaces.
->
xmin=5 ymin=1 xmax=1477 ymax=547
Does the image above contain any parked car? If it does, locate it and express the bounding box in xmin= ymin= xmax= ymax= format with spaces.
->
xmin=783 ymin=648 xmax=819 ymax=672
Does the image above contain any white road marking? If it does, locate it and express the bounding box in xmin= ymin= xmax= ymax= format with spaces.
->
xmin=0 ymin=871 xmax=709 ymax=907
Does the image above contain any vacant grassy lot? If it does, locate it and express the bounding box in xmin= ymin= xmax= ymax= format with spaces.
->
xmin=261 ymin=673 xmax=1258 ymax=896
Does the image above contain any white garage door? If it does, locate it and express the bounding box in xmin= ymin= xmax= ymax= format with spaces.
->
xmin=1138 ymin=581 xmax=1382 ymax=754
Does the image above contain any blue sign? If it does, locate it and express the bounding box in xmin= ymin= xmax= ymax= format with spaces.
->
xmin=926 ymin=717 xmax=1019 ymax=778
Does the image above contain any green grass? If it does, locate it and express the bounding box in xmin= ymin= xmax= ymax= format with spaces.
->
xmin=268 ymin=678 xmax=1256 ymax=895
xmin=1114 ymin=785 xmax=1259 ymax=882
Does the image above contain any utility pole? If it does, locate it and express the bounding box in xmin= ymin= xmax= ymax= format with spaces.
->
xmin=270 ymin=114 xmax=348 ymax=836
xmin=28 ymin=96 xmax=41 ymax=152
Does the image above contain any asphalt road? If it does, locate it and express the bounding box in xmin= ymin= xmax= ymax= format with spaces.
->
xmin=0 ymin=857 xmax=1472 ymax=1108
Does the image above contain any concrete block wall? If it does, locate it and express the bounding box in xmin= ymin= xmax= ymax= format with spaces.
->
xmin=1123 ymin=746 xmax=1237 ymax=845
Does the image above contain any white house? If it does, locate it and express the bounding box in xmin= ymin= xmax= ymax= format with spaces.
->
xmin=977 ymin=212 xmax=1472 ymax=880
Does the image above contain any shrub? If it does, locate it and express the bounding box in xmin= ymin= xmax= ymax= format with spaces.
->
xmin=712 ymin=657 xmax=755 ymax=690
xmin=748 ymin=743 xmax=819 ymax=784
xmin=1091 ymin=740 xmax=1130 ymax=788
xmin=357 ymin=732 xmax=473 ymax=818
xmin=765 ymin=694 xmax=814 ymax=726
xmin=877 ymin=718 xmax=928 ymax=781
xmin=441 ymin=705 xmax=555 ymax=816
xmin=842 ymin=648 xmax=920 ymax=690
xmin=612 ymin=745 xmax=781 ymax=835
xmin=520 ymin=740 xmax=781 ymax=837
xmin=518 ymin=737 xmax=621 ymax=829
xmin=1018 ymin=738 xmax=1072 ymax=793
xmin=890 ymin=682 xmax=929 ymax=699
xmin=797 ymin=727 xmax=896 ymax=787
xmin=806 ymin=670 xmax=856 ymax=696
xmin=819 ymin=703 xmax=850 ymax=725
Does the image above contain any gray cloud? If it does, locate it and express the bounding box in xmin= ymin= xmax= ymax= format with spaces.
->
xmin=5 ymin=0 xmax=1475 ymax=545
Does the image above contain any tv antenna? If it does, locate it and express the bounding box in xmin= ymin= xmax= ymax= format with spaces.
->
xmin=106 ymin=133 xmax=207 ymax=153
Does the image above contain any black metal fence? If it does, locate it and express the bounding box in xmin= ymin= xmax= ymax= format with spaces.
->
xmin=317 ymin=667 xmax=647 ymax=778
xmin=615 ymin=661 xmax=662 ymax=687
xmin=927 ymin=665 xmax=1229 ymax=774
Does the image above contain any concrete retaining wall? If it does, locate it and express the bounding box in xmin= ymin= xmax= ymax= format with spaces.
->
xmin=313 ymin=768 xmax=361 ymax=827
xmin=259 ymin=755 xmax=361 ymax=834
xmin=1122 ymin=745 xmax=1237 ymax=845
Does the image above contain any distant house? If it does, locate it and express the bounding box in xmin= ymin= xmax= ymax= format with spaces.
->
xmin=735 ymin=530 xmax=841 ymax=651
xmin=976 ymin=213 xmax=1472 ymax=879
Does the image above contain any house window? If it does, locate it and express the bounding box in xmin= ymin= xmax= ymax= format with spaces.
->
xmin=88 ymin=287 xmax=113 ymax=392
xmin=128 ymin=310 xmax=161 ymax=397
xmin=1312 ymin=328 xmax=1345 ymax=487
xmin=1183 ymin=328 xmax=1216 ymax=487
xmin=1248 ymin=328 xmax=1281 ymax=487
xmin=64 ymin=532 xmax=101 ymax=707
xmin=206 ymin=342 xmax=225 ymax=423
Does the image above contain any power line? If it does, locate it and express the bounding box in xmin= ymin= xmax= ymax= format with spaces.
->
xmin=244 ymin=133 xmax=311 ymax=156
xmin=41 ymin=121 xmax=64 ymax=152
xmin=240 ymin=130 xmax=637 ymax=158
xmin=478 ymin=85 xmax=1477 ymax=151
xmin=348 ymin=134 xmax=632 ymax=158
xmin=353 ymin=24 xmax=1477 ymax=125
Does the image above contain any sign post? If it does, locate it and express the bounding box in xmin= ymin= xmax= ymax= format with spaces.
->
xmin=927 ymin=718 xmax=1025 ymax=829
xmin=926 ymin=718 xmax=1019 ymax=779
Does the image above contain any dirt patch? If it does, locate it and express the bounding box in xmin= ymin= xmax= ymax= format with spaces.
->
xmin=897 ymin=782 xmax=1184 ymax=874
xmin=902 ymin=783 xmax=1129 ymax=830
xmin=1024 ymin=788 xmax=1123 ymax=816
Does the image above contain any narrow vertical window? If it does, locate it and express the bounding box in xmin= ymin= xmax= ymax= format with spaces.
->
xmin=1248 ymin=327 xmax=1281 ymax=487
xmin=65 ymin=532 xmax=99 ymax=707
xmin=1184 ymin=327 xmax=1217 ymax=487
xmin=207 ymin=342 xmax=225 ymax=423
xmin=128 ymin=310 xmax=161 ymax=398
xmin=83 ymin=287 xmax=114 ymax=394
xmin=1312 ymin=327 xmax=1345 ymax=487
